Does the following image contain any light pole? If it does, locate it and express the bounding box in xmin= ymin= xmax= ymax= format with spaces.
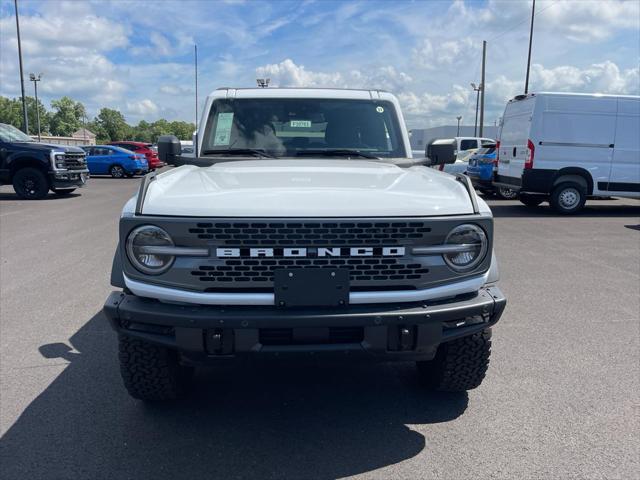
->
xmin=14 ymin=0 xmax=28 ymax=134
xmin=524 ymin=0 xmax=536 ymax=94
xmin=456 ymin=116 xmax=462 ymax=136
xmin=471 ymin=83 xmax=482 ymax=137
xmin=29 ymin=73 xmax=42 ymax=141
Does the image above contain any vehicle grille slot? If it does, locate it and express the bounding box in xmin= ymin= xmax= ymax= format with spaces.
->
xmin=190 ymin=259 xmax=429 ymax=286
xmin=187 ymin=221 xmax=431 ymax=245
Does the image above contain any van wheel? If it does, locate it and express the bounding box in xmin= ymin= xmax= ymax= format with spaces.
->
xmin=497 ymin=187 xmax=518 ymax=200
xmin=110 ymin=165 xmax=125 ymax=178
xmin=550 ymin=182 xmax=586 ymax=214
xmin=12 ymin=168 xmax=49 ymax=199
xmin=519 ymin=193 xmax=544 ymax=207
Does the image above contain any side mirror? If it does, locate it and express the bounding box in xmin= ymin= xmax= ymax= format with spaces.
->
xmin=157 ymin=135 xmax=181 ymax=165
xmin=426 ymin=139 xmax=457 ymax=166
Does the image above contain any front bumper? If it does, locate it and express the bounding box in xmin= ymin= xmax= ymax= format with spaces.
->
xmin=103 ymin=286 xmax=506 ymax=363
xmin=51 ymin=170 xmax=89 ymax=188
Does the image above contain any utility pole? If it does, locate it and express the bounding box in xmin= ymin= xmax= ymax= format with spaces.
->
xmin=456 ymin=116 xmax=462 ymax=136
xmin=479 ymin=40 xmax=486 ymax=137
xmin=524 ymin=0 xmax=536 ymax=94
xmin=29 ymin=73 xmax=42 ymax=141
xmin=471 ymin=83 xmax=481 ymax=136
xmin=194 ymin=44 xmax=198 ymax=156
xmin=14 ymin=0 xmax=28 ymax=134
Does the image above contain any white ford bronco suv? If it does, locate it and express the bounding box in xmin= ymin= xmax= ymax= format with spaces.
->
xmin=103 ymin=88 xmax=506 ymax=401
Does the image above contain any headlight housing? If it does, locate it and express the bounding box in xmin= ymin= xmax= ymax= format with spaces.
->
xmin=443 ymin=224 xmax=488 ymax=272
xmin=54 ymin=153 xmax=66 ymax=169
xmin=126 ymin=225 xmax=175 ymax=275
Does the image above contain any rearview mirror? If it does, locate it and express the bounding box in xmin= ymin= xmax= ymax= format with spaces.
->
xmin=157 ymin=135 xmax=181 ymax=165
xmin=426 ymin=139 xmax=457 ymax=166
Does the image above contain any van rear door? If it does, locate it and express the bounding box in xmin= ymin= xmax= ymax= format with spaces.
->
xmin=608 ymin=97 xmax=640 ymax=193
xmin=498 ymin=96 xmax=535 ymax=181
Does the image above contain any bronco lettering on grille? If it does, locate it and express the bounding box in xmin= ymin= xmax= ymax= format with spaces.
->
xmin=215 ymin=247 xmax=406 ymax=258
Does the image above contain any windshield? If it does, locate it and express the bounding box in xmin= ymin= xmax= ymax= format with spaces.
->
xmin=0 ymin=123 xmax=33 ymax=143
xmin=201 ymin=98 xmax=406 ymax=158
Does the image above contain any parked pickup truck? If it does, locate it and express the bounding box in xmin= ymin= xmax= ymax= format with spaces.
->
xmin=103 ymin=88 xmax=506 ymax=401
xmin=0 ymin=123 xmax=88 ymax=199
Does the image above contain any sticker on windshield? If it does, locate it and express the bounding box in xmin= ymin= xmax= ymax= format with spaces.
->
xmin=213 ymin=112 xmax=234 ymax=145
xmin=290 ymin=120 xmax=311 ymax=128
xmin=376 ymin=106 xmax=384 ymax=113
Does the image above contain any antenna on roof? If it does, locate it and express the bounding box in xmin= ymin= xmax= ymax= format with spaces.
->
xmin=256 ymin=78 xmax=270 ymax=88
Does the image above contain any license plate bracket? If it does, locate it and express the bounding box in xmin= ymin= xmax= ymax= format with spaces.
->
xmin=274 ymin=269 xmax=349 ymax=308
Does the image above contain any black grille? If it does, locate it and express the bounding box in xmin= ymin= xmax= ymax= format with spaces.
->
xmin=191 ymin=258 xmax=429 ymax=285
xmin=62 ymin=153 xmax=87 ymax=170
xmin=187 ymin=221 xmax=431 ymax=245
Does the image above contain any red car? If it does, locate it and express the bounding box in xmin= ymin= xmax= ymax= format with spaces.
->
xmin=108 ymin=141 xmax=164 ymax=170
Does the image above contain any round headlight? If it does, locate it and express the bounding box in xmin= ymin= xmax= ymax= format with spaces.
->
xmin=126 ymin=225 xmax=174 ymax=275
xmin=443 ymin=224 xmax=488 ymax=272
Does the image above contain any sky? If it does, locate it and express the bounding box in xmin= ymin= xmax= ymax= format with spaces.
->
xmin=0 ymin=0 xmax=638 ymax=129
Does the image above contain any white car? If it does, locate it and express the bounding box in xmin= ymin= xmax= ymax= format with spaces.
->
xmin=103 ymin=87 xmax=506 ymax=401
xmin=495 ymin=92 xmax=640 ymax=213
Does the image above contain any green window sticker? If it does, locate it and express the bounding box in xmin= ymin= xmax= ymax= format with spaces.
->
xmin=290 ymin=120 xmax=311 ymax=128
xmin=213 ymin=112 xmax=234 ymax=145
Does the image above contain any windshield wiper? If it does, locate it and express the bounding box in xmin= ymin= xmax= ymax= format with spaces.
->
xmin=294 ymin=149 xmax=380 ymax=159
xmin=202 ymin=148 xmax=275 ymax=158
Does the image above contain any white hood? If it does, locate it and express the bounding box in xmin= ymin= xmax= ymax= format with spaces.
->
xmin=141 ymin=160 xmax=476 ymax=217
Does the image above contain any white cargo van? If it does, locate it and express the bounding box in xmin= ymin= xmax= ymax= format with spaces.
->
xmin=494 ymin=92 xmax=640 ymax=213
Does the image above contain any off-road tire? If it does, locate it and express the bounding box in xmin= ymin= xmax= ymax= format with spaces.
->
xmin=519 ymin=193 xmax=544 ymax=208
xmin=118 ymin=336 xmax=193 ymax=401
xmin=416 ymin=329 xmax=492 ymax=392
xmin=110 ymin=164 xmax=125 ymax=178
xmin=12 ymin=168 xmax=49 ymax=200
xmin=51 ymin=188 xmax=76 ymax=196
xmin=549 ymin=181 xmax=587 ymax=214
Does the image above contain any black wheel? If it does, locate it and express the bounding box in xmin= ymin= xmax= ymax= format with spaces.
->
xmin=118 ymin=336 xmax=193 ymax=401
xmin=51 ymin=188 xmax=76 ymax=196
xmin=12 ymin=168 xmax=49 ymax=200
xmin=416 ymin=329 xmax=492 ymax=392
xmin=110 ymin=165 xmax=125 ymax=178
xmin=497 ymin=187 xmax=518 ymax=200
xmin=549 ymin=181 xmax=586 ymax=214
xmin=519 ymin=193 xmax=544 ymax=207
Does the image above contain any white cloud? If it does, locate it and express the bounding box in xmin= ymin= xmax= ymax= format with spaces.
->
xmin=0 ymin=9 xmax=128 ymax=57
xmin=256 ymin=59 xmax=412 ymax=91
xmin=126 ymin=99 xmax=160 ymax=116
xmin=159 ymin=85 xmax=194 ymax=95
xmin=531 ymin=61 xmax=640 ymax=94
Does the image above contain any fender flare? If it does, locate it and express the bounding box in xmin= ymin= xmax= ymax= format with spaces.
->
xmin=110 ymin=242 xmax=125 ymax=288
xmin=553 ymin=167 xmax=594 ymax=195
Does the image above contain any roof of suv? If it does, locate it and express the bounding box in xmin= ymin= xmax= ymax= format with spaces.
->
xmin=209 ymin=87 xmax=395 ymax=101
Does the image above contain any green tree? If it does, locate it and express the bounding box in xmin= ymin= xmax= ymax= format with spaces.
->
xmin=0 ymin=96 xmax=25 ymax=130
xmin=95 ymin=108 xmax=130 ymax=142
xmin=169 ymin=120 xmax=196 ymax=140
xmin=50 ymin=96 xmax=85 ymax=136
xmin=25 ymin=96 xmax=51 ymax=135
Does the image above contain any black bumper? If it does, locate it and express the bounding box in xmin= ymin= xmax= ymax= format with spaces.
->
xmin=103 ymin=287 xmax=506 ymax=363
xmin=494 ymin=169 xmax=556 ymax=194
xmin=51 ymin=170 xmax=89 ymax=189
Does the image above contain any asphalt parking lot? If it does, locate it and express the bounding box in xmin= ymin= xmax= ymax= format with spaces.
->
xmin=1 ymin=177 xmax=638 ymax=479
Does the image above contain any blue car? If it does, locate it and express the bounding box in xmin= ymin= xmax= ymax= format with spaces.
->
xmin=467 ymin=147 xmax=517 ymax=199
xmin=81 ymin=145 xmax=149 ymax=178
